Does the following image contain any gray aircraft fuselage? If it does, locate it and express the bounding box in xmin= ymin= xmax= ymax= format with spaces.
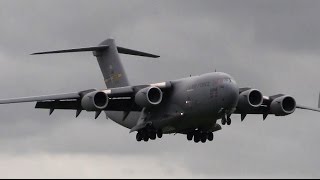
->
xmin=106 ymin=72 xmax=239 ymax=134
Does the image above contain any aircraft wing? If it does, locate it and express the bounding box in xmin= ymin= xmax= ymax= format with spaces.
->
xmin=0 ymin=92 xmax=81 ymax=104
xmin=233 ymin=101 xmax=320 ymax=114
xmin=234 ymin=89 xmax=320 ymax=120
xmin=0 ymin=82 xmax=172 ymax=114
xmin=295 ymin=105 xmax=320 ymax=112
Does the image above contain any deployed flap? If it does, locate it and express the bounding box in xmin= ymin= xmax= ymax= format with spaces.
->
xmin=35 ymin=98 xmax=142 ymax=112
xmin=35 ymin=100 xmax=80 ymax=110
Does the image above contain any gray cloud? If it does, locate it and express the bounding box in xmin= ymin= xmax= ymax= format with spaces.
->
xmin=0 ymin=0 xmax=320 ymax=178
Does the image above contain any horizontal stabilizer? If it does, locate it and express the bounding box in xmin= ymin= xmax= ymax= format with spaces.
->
xmin=31 ymin=46 xmax=160 ymax=58
xmin=31 ymin=46 xmax=109 ymax=55
xmin=117 ymin=47 xmax=160 ymax=58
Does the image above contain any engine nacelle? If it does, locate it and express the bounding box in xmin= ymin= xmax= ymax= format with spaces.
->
xmin=237 ymin=89 xmax=263 ymax=111
xmin=81 ymin=91 xmax=109 ymax=111
xmin=135 ymin=86 xmax=163 ymax=108
xmin=270 ymin=96 xmax=296 ymax=116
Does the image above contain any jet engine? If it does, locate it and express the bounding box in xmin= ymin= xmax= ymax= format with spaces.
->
xmin=135 ymin=86 xmax=163 ymax=108
xmin=270 ymin=96 xmax=296 ymax=116
xmin=81 ymin=91 xmax=109 ymax=111
xmin=237 ymin=89 xmax=263 ymax=111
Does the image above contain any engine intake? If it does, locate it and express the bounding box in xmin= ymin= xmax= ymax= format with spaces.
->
xmin=237 ymin=89 xmax=263 ymax=111
xmin=135 ymin=86 xmax=163 ymax=108
xmin=81 ymin=91 xmax=109 ymax=111
xmin=270 ymin=96 xmax=296 ymax=116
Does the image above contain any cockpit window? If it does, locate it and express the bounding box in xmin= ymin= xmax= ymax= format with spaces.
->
xmin=213 ymin=77 xmax=234 ymax=86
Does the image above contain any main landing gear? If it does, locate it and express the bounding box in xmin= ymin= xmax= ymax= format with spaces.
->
xmin=187 ymin=130 xmax=214 ymax=143
xmin=221 ymin=114 xmax=232 ymax=126
xmin=136 ymin=128 xmax=163 ymax=142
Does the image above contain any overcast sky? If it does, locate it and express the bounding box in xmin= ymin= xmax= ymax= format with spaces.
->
xmin=0 ymin=0 xmax=320 ymax=178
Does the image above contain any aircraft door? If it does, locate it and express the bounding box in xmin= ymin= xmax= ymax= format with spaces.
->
xmin=185 ymin=88 xmax=194 ymax=112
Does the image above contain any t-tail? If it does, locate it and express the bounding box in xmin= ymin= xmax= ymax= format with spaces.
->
xmin=32 ymin=38 xmax=160 ymax=88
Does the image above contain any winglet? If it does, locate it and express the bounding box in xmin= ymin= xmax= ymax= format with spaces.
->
xmin=318 ymin=92 xmax=320 ymax=108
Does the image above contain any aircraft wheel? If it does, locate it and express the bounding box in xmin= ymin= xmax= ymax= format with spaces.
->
xmin=187 ymin=133 xmax=193 ymax=141
xmin=201 ymin=133 xmax=207 ymax=143
xmin=136 ymin=133 xmax=143 ymax=142
xmin=143 ymin=131 xmax=149 ymax=142
xmin=221 ymin=118 xmax=227 ymax=125
xmin=227 ymin=120 xmax=231 ymax=126
xmin=194 ymin=133 xmax=200 ymax=143
xmin=157 ymin=130 xmax=163 ymax=139
xmin=150 ymin=132 xmax=157 ymax=140
xmin=143 ymin=136 xmax=149 ymax=142
xmin=208 ymin=133 xmax=214 ymax=141
xmin=227 ymin=117 xmax=232 ymax=125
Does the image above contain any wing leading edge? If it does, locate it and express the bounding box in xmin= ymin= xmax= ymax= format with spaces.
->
xmin=296 ymin=105 xmax=320 ymax=113
xmin=0 ymin=92 xmax=80 ymax=104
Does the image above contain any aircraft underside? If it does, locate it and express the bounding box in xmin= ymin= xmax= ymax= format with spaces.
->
xmin=106 ymin=110 xmax=223 ymax=143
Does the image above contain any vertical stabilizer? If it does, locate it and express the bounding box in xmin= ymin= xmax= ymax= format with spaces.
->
xmin=31 ymin=38 xmax=159 ymax=89
xmin=93 ymin=39 xmax=129 ymax=88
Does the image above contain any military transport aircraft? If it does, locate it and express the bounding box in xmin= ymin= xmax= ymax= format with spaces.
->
xmin=1 ymin=39 xmax=319 ymax=143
